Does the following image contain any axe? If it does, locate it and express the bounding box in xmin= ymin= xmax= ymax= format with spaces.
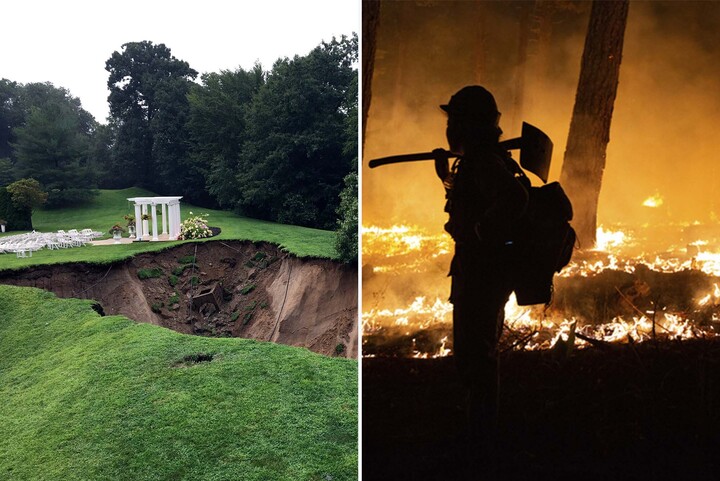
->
xmin=368 ymin=122 xmax=553 ymax=184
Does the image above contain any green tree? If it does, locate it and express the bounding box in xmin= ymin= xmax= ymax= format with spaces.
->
xmin=12 ymin=100 xmax=96 ymax=207
xmin=0 ymin=158 xmax=15 ymax=186
xmin=187 ymin=65 xmax=265 ymax=208
xmin=106 ymin=41 xmax=197 ymax=190
xmin=335 ymin=72 xmax=358 ymax=262
xmin=335 ymin=170 xmax=358 ymax=262
xmin=6 ymin=178 xmax=48 ymax=215
xmin=0 ymin=79 xmax=23 ymax=160
xmin=1 ymin=81 xmax=99 ymax=205
xmin=88 ymin=123 xmax=115 ymax=188
xmin=236 ymin=34 xmax=358 ymax=229
xmin=151 ymin=75 xmax=197 ymax=199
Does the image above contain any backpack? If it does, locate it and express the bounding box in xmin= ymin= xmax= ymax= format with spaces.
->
xmin=511 ymin=180 xmax=576 ymax=306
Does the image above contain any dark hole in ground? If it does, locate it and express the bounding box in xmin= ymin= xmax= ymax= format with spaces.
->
xmin=175 ymin=353 xmax=215 ymax=366
xmin=90 ymin=302 xmax=105 ymax=316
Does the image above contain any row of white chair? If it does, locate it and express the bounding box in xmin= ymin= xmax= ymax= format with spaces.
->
xmin=0 ymin=229 xmax=104 ymax=257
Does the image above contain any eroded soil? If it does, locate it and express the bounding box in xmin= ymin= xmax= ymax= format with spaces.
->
xmin=0 ymin=240 xmax=358 ymax=358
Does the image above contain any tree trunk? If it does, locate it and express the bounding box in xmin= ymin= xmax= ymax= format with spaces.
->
xmin=511 ymin=3 xmax=531 ymax=131
xmin=560 ymin=0 xmax=629 ymax=248
xmin=362 ymin=0 xmax=382 ymax=149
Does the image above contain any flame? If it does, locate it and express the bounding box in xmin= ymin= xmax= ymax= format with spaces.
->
xmin=595 ymin=226 xmax=627 ymax=251
xmin=643 ymin=194 xmax=664 ymax=208
xmin=362 ymin=224 xmax=720 ymax=357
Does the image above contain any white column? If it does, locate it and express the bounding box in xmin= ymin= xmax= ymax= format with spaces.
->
xmin=141 ymin=204 xmax=149 ymax=238
xmin=161 ymin=203 xmax=168 ymax=235
xmin=151 ymin=202 xmax=159 ymax=241
xmin=168 ymin=202 xmax=176 ymax=240
xmin=134 ymin=203 xmax=142 ymax=240
xmin=173 ymin=202 xmax=181 ymax=239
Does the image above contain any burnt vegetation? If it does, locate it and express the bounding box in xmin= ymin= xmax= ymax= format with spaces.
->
xmin=364 ymin=338 xmax=720 ymax=480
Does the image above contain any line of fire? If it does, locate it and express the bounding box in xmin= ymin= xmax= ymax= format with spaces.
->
xmin=361 ymin=1 xmax=720 ymax=480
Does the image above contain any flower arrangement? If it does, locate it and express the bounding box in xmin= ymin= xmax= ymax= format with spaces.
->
xmin=178 ymin=212 xmax=213 ymax=240
xmin=141 ymin=214 xmax=151 ymax=221
xmin=123 ymin=214 xmax=135 ymax=226
xmin=0 ymin=219 xmax=6 ymax=226
xmin=109 ymin=224 xmax=126 ymax=234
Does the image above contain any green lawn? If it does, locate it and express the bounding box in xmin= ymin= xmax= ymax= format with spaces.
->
xmin=0 ymin=285 xmax=358 ymax=481
xmin=0 ymin=188 xmax=338 ymax=270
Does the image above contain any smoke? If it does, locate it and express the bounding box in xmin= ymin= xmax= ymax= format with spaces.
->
xmin=362 ymin=1 xmax=720 ymax=340
xmin=363 ymin=1 xmax=720 ymax=230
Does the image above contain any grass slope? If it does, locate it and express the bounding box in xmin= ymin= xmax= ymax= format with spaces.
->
xmin=0 ymin=286 xmax=358 ymax=481
xmin=0 ymin=188 xmax=337 ymax=270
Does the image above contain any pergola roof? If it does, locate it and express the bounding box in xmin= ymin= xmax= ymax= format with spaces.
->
xmin=127 ymin=196 xmax=183 ymax=204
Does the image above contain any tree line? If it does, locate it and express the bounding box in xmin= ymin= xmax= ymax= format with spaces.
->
xmin=0 ymin=34 xmax=358 ymax=260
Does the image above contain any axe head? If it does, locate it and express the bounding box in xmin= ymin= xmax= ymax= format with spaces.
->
xmin=520 ymin=122 xmax=553 ymax=183
xmin=501 ymin=122 xmax=553 ymax=183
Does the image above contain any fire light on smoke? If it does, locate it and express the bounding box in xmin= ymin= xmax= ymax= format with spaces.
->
xmin=362 ymin=223 xmax=720 ymax=357
xmin=642 ymin=194 xmax=664 ymax=208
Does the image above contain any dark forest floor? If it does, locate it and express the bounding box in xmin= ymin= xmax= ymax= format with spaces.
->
xmin=362 ymin=339 xmax=720 ymax=481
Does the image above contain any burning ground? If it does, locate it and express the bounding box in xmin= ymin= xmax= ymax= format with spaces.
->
xmin=362 ymin=223 xmax=720 ymax=479
xmin=362 ymin=223 xmax=720 ymax=357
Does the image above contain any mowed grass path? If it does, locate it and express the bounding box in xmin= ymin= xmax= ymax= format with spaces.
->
xmin=0 ymin=188 xmax=337 ymax=270
xmin=0 ymin=286 xmax=358 ymax=481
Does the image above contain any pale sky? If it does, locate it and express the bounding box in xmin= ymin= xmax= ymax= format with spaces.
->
xmin=1 ymin=0 xmax=359 ymax=123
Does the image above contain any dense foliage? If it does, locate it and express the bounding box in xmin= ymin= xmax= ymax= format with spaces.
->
xmin=0 ymin=34 xmax=357 ymax=248
xmin=0 ymin=80 xmax=99 ymax=207
xmin=0 ymin=186 xmax=32 ymax=231
xmin=5 ymin=178 xmax=48 ymax=215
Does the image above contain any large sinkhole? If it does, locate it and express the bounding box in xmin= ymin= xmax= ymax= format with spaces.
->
xmin=0 ymin=240 xmax=358 ymax=358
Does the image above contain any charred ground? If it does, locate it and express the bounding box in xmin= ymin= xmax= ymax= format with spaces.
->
xmin=0 ymin=240 xmax=358 ymax=358
xmin=363 ymin=338 xmax=720 ymax=481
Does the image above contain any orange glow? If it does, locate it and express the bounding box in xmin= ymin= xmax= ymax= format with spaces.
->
xmin=642 ymin=194 xmax=664 ymax=208
xmin=362 ymin=224 xmax=720 ymax=357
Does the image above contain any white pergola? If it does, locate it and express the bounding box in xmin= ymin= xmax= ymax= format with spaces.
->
xmin=127 ymin=196 xmax=183 ymax=241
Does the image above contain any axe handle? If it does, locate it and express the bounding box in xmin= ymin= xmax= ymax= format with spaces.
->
xmin=368 ymin=138 xmax=523 ymax=169
xmin=368 ymin=151 xmax=457 ymax=169
xmin=499 ymin=137 xmax=522 ymax=150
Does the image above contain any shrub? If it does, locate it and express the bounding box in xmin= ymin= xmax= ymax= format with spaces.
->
xmin=178 ymin=212 xmax=213 ymax=240
xmin=6 ymin=178 xmax=48 ymax=214
xmin=178 ymin=255 xmax=196 ymax=264
xmin=190 ymin=276 xmax=201 ymax=286
xmin=168 ymin=275 xmax=178 ymax=287
xmin=168 ymin=292 xmax=180 ymax=305
xmin=243 ymin=311 xmax=253 ymax=325
xmin=171 ymin=264 xmax=193 ymax=276
xmin=137 ymin=268 xmax=163 ymax=280
xmin=0 ymin=187 xmax=32 ymax=231
xmin=151 ymin=302 xmax=162 ymax=313
xmin=230 ymin=311 xmax=240 ymax=322
xmin=335 ymin=343 xmax=346 ymax=355
xmin=240 ymin=284 xmax=255 ymax=295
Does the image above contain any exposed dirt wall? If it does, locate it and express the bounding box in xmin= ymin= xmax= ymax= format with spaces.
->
xmin=0 ymin=241 xmax=358 ymax=358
